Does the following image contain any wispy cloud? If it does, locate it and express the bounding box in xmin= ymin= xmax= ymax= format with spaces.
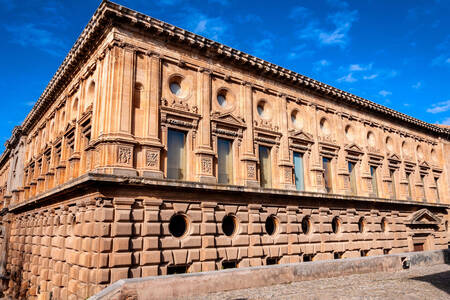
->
xmin=431 ymin=54 xmax=450 ymax=67
xmin=293 ymin=8 xmax=358 ymax=48
xmin=363 ymin=74 xmax=378 ymax=80
xmin=349 ymin=63 xmax=372 ymax=71
xmin=379 ymin=90 xmax=392 ymax=97
xmin=287 ymin=44 xmax=315 ymax=60
xmin=426 ymin=99 xmax=450 ymax=114
xmin=436 ymin=117 xmax=450 ymax=125
xmin=412 ymin=81 xmax=422 ymax=89
xmin=313 ymin=59 xmax=331 ymax=72
xmin=337 ymin=73 xmax=357 ymax=83
xmin=5 ymin=23 xmax=67 ymax=56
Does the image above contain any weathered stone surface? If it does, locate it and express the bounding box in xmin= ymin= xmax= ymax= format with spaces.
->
xmin=0 ymin=1 xmax=448 ymax=300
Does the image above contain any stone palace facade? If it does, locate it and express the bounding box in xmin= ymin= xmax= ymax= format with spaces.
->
xmin=0 ymin=1 xmax=449 ymax=299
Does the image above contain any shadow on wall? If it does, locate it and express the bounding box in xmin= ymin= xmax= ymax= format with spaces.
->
xmin=411 ymin=270 xmax=450 ymax=295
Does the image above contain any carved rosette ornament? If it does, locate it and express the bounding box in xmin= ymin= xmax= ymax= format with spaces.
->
xmin=145 ymin=150 xmax=159 ymax=169
xmin=118 ymin=147 xmax=132 ymax=165
xmin=200 ymin=157 xmax=213 ymax=175
xmin=247 ymin=162 xmax=257 ymax=180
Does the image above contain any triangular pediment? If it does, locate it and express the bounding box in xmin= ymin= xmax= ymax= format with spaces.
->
xmin=211 ymin=112 xmax=246 ymax=127
xmin=289 ymin=130 xmax=314 ymax=142
xmin=419 ymin=161 xmax=430 ymax=169
xmin=345 ymin=143 xmax=363 ymax=154
xmin=388 ymin=153 xmax=401 ymax=161
xmin=408 ymin=208 xmax=440 ymax=225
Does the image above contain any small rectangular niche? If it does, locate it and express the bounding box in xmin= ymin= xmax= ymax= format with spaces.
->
xmin=383 ymin=248 xmax=391 ymax=255
xmin=303 ymin=254 xmax=314 ymax=262
xmin=266 ymin=257 xmax=280 ymax=265
xmin=333 ymin=252 xmax=343 ymax=259
xmin=360 ymin=250 xmax=369 ymax=257
xmin=222 ymin=260 xmax=238 ymax=269
xmin=167 ymin=265 xmax=189 ymax=275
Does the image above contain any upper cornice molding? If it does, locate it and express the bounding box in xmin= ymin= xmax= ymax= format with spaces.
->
xmin=2 ymin=0 xmax=449 ymax=166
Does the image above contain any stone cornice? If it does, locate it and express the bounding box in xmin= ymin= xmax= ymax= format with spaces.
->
xmin=7 ymin=172 xmax=450 ymax=214
xmin=1 ymin=0 xmax=449 ymax=168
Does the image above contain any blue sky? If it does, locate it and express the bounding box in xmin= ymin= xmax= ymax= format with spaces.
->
xmin=1 ymin=0 xmax=449 ymax=151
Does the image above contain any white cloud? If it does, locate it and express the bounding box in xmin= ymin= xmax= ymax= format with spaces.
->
xmin=363 ymin=74 xmax=378 ymax=80
xmin=412 ymin=81 xmax=422 ymax=89
xmin=349 ymin=63 xmax=372 ymax=71
xmin=337 ymin=73 xmax=357 ymax=83
xmin=296 ymin=9 xmax=358 ymax=48
xmin=313 ymin=59 xmax=331 ymax=72
xmin=5 ymin=23 xmax=67 ymax=56
xmin=379 ymin=90 xmax=392 ymax=97
xmin=426 ymin=99 xmax=450 ymax=114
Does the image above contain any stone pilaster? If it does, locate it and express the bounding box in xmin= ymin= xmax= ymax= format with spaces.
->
xmin=140 ymin=52 xmax=164 ymax=179
xmin=310 ymin=104 xmax=325 ymax=192
xmin=195 ymin=68 xmax=215 ymax=183
xmin=241 ymin=82 xmax=258 ymax=187
xmin=278 ymin=95 xmax=295 ymax=190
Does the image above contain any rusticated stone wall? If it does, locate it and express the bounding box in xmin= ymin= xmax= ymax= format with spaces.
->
xmin=3 ymin=185 xmax=448 ymax=299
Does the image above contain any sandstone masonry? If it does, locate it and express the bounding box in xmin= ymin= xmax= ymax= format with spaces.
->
xmin=0 ymin=1 xmax=449 ymax=299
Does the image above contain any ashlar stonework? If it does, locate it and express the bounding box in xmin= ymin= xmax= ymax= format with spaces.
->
xmin=0 ymin=1 xmax=449 ymax=299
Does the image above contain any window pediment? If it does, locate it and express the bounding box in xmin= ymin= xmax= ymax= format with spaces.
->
xmin=211 ymin=112 xmax=246 ymax=128
xmin=407 ymin=208 xmax=441 ymax=225
xmin=344 ymin=143 xmax=363 ymax=155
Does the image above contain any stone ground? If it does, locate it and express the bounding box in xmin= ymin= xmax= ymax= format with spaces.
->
xmin=179 ymin=264 xmax=450 ymax=300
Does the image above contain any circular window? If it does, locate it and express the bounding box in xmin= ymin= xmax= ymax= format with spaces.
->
xmin=169 ymin=75 xmax=186 ymax=97
xmin=332 ymin=216 xmax=341 ymax=234
xmin=217 ymin=94 xmax=227 ymax=107
xmin=381 ymin=217 xmax=388 ymax=233
xmin=291 ymin=110 xmax=303 ymax=129
xmin=265 ymin=215 xmax=279 ymax=236
xmin=358 ymin=217 xmax=366 ymax=233
xmin=257 ymin=100 xmax=271 ymax=119
xmin=222 ymin=215 xmax=238 ymax=236
xmin=169 ymin=214 xmax=189 ymax=238
xmin=417 ymin=145 xmax=424 ymax=160
xmin=386 ymin=137 xmax=393 ymax=152
xmin=170 ymin=82 xmax=182 ymax=96
xmin=367 ymin=132 xmax=375 ymax=147
xmin=301 ymin=216 xmax=312 ymax=235
xmin=345 ymin=125 xmax=354 ymax=141
xmin=319 ymin=118 xmax=330 ymax=135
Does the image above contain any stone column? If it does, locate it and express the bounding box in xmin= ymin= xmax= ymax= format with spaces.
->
xmin=195 ymin=68 xmax=215 ymax=183
xmin=241 ymin=83 xmax=258 ymax=187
